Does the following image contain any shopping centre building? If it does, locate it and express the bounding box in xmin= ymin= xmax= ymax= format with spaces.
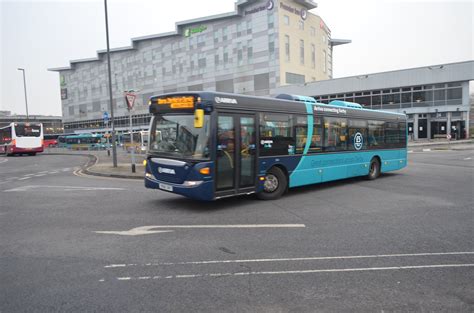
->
xmin=276 ymin=60 xmax=474 ymax=140
xmin=49 ymin=0 xmax=348 ymax=133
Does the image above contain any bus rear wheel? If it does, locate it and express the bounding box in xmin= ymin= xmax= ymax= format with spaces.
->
xmin=367 ymin=158 xmax=381 ymax=180
xmin=257 ymin=167 xmax=287 ymax=200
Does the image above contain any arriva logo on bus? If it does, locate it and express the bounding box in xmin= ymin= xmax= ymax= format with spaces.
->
xmin=158 ymin=167 xmax=176 ymax=175
xmin=354 ymin=132 xmax=364 ymax=150
xmin=215 ymin=97 xmax=238 ymax=104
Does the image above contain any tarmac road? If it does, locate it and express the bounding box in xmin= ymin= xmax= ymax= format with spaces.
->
xmin=1 ymin=150 xmax=473 ymax=312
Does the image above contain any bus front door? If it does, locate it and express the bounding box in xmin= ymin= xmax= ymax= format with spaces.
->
xmin=216 ymin=114 xmax=256 ymax=197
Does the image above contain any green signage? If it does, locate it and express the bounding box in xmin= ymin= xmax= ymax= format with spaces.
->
xmin=184 ymin=25 xmax=207 ymax=37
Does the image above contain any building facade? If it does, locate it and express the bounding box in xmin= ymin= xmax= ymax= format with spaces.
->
xmin=49 ymin=0 xmax=349 ymax=133
xmin=276 ymin=61 xmax=474 ymax=140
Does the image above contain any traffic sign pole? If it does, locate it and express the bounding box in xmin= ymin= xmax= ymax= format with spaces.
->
xmin=125 ymin=92 xmax=137 ymax=173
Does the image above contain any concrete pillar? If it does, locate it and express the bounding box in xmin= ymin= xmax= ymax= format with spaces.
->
xmin=465 ymin=111 xmax=470 ymax=138
xmin=447 ymin=112 xmax=452 ymax=138
xmin=413 ymin=114 xmax=419 ymax=140
xmin=427 ymin=115 xmax=432 ymax=139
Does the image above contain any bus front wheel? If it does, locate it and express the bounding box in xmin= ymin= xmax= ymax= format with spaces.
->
xmin=367 ymin=158 xmax=381 ymax=180
xmin=257 ymin=167 xmax=287 ymax=200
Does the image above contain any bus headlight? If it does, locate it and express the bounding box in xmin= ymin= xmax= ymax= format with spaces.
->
xmin=183 ymin=180 xmax=203 ymax=187
xmin=145 ymin=172 xmax=153 ymax=178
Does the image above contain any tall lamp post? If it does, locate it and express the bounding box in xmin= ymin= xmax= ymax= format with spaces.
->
xmin=17 ymin=68 xmax=29 ymax=121
xmin=104 ymin=0 xmax=117 ymax=167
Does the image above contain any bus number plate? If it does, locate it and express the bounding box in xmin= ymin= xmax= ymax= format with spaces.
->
xmin=159 ymin=183 xmax=173 ymax=192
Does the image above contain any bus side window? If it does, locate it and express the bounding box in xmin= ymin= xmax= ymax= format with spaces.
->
xmin=259 ymin=113 xmax=293 ymax=156
xmin=294 ymin=116 xmax=307 ymax=154
xmin=399 ymin=121 xmax=407 ymax=146
xmin=385 ymin=122 xmax=399 ymax=148
xmin=368 ymin=120 xmax=384 ymax=148
xmin=310 ymin=117 xmax=323 ymax=153
xmin=323 ymin=117 xmax=347 ymax=151
xmin=348 ymin=119 xmax=368 ymax=151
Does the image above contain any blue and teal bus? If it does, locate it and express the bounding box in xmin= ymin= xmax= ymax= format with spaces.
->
xmin=145 ymin=92 xmax=407 ymax=201
xmin=60 ymin=133 xmax=109 ymax=150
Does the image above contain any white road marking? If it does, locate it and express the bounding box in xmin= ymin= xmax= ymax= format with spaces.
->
xmin=61 ymin=168 xmax=71 ymax=171
xmin=407 ymin=150 xmax=413 ymax=153
xmin=95 ymin=224 xmax=306 ymax=236
xmin=104 ymin=251 xmax=474 ymax=268
xmin=0 ymin=159 xmax=8 ymax=164
xmin=107 ymin=263 xmax=474 ymax=281
xmin=422 ymin=149 xmax=431 ymax=152
xmin=3 ymin=185 xmax=125 ymax=192
xmin=464 ymin=157 xmax=472 ymax=160
xmin=33 ymin=174 xmax=46 ymax=177
xmin=18 ymin=177 xmax=31 ymax=180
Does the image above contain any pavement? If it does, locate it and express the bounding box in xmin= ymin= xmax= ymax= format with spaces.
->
xmin=1 ymin=148 xmax=473 ymax=312
xmin=44 ymin=140 xmax=474 ymax=179
xmin=44 ymin=147 xmax=145 ymax=179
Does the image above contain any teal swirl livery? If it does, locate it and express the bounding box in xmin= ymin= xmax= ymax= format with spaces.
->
xmin=145 ymin=92 xmax=407 ymax=201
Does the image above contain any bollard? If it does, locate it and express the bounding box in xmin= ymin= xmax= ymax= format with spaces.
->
xmin=107 ymin=149 xmax=110 ymax=157
xmin=131 ymin=163 xmax=136 ymax=173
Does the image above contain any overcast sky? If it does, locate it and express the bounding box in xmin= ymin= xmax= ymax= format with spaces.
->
xmin=1 ymin=0 xmax=473 ymax=116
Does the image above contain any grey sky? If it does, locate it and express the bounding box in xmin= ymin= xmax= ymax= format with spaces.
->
xmin=1 ymin=0 xmax=472 ymax=116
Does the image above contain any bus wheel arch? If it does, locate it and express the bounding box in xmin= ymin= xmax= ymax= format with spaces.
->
xmin=367 ymin=156 xmax=381 ymax=180
xmin=257 ymin=165 xmax=288 ymax=200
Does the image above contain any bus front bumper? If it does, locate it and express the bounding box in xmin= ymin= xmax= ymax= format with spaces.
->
xmin=145 ymin=174 xmax=214 ymax=201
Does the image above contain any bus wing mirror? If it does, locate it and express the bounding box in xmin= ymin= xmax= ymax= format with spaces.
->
xmin=194 ymin=109 xmax=204 ymax=128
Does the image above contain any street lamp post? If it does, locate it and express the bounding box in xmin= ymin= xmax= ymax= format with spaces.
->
xmin=104 ymin=0 xmax=117 ymax=167
xmin=17 ymin=68 xmax=29 ymax=121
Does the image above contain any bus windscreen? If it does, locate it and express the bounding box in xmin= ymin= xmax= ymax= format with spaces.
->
xmin=149 ymin=115 xmax=210 ymax=160
xmin=15 ymin=124 xmax=41 ymax=137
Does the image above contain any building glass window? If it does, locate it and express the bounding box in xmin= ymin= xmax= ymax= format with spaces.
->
xmin=298 ymin=20 xmax=304 ymax=30
xmin=447 ymin=88 xmax=462 ymax=99
xmin=284 ymin=15 xmax=290 ymax=25
xmin=222 ymin=27 xmax=228 ymax=41
xmin=247 ymin=40 xmax=253 ymax=61
xmin=223 ymin=47 xmax=229 ymax=64
xmin=285 ymin=35 xmax=290 ymax=61
xmin=237 ymin=42 xmax=243 ymax=65
xmin=247 ymin=21 xmax=252 ymax=34
xmin=286 ymin=72 xmax=305 ymax=85
xmin=310 ymin=26 xmax=316 ymax=36
xmin=299 ymin=40 xmax=304 ymax=65
xmin=323 ymin=50 xmax=327 ymax=73
xmin=356 ymin=96 xmax=371 ymax=108
xmin=311 ymin=44 xmax=316 ymax=69
xmin=372 ymin=94 xmax=381 ymax=109
xmin=268 ymin=34 xmax=275 ymax=55
xmin=268 ymin=14 xmax=274 ymax=28
xmin=198 ymin=57 xmax=206 ymax=68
